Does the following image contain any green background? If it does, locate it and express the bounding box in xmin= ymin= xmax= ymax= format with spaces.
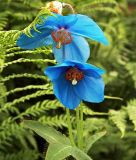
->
xmin=0 ymin=0 xmax=136 ymax=160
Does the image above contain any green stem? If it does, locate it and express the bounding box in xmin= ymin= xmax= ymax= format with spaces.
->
xmin=76 ymin=107 xmax=80 ymax=148
xmin=66 ymin=108 xmax=75 ymax=146
xmin=76 ymin=105 xmax=84 ymax=149
xmin=80 ymin=105 xmax=84 ymax=149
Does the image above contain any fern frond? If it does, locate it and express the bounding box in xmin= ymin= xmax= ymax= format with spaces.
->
xmin=0 ymin=122 xmax=24 ymax=143
xmin=23 ymin=7 xmax=52 ymax=37
xmin=83 ymin=105 xmax=108 ymax=116
xmin=14 ymin=11 xmax=36 ymax=21
xmin=0 ymin=12 xmax=9 ymax=30
xmin=0 ymin=90 xmax=53 ymax=112
xmin=80 ymin=0 xmax=117 ymax=9
xmin=6 ymin=49 xmax=52 ymax=58
xmin=99 ymin=22 xmax=117 ymax=35
xmin=1 ymin=73 xmax=47 ymax=82
xmin=39 ymin=114 xmax=75 ymax=128
xmin=109 ymin=109 xmax=127 ymax=137
xmin=0 ymin=150 xmax=39 ymax=160
xmin=6 ymin=47 xmax=21 ymax=53
xmin=89 ymin=0 xmax=117 ymax=6
xmin=34 ymin=99 xmax=63 ymax=110
xmin=84 ymin=118 xmax=109 ymax=135
xmin=16 ymin=100 xmax=52 ymax=119
xmin=1 ymin=117 xmax=14 ymax=127
xmin=14 ymin=99 xmax=65 ymax=122
xmin=126 ymin=99 xmax=136 ymax=131
xmin=0 ymin=116 xmax=37 ymax=150
xmin=0 ymin=82 xmax=7 ymax=107
xmin=0 ymin=84 xmax=50 ymax=98
xmin=126 ymin=63 xmax=136 ymax=88
xmin=0 ymin=30 xmax=20 ymax=44
xmin=0 ymin=58 xmax=55 ymax=70
xmin=88 ymin=7 xmax=118 ymax=15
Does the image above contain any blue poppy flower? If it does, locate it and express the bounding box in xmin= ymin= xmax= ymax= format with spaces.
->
xmin=17 ymin=14 xmax=109 ymax=63
xmin=45 ymin=61 xmax=105 ymax=110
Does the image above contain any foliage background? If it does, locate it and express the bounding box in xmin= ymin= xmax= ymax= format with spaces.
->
xmin=0 ymin=0 xmax=136 ymax=160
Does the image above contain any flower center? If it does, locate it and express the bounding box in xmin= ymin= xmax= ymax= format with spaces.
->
xmin=51 ymin=28 xmax=72 ymax=49
xmin=65 ymin=67 xmax=84 ymax=85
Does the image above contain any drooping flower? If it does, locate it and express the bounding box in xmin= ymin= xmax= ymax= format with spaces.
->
xmin=17 ymin=14 xmax=109 ymax=63
xmin=45 ymin=61 xmax=105 ymax=110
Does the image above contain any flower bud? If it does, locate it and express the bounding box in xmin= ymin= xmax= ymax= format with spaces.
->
xmin=46 ymin=1 xmax=63 ymax=14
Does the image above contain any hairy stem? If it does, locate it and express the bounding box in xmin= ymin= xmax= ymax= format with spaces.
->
xmin=66 ymin=108 xmax=75 ymax=146
xmin=76 ymin=106 xmax=81 ymax=148
xmin=80 ymin=105 xmax=84 ymax=149
xmin=76 ymin=105 xmax=84 ymax=149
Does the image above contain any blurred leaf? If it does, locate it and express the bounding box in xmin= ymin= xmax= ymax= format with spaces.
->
xmin=46 ymin=143 xmax=93 ymax=160
xmin=85 ymin=131 xmax=107 ymax=153
xmin=127 ymin=99 xmax=136 ymax=131
xmin=109 ymin=110 xmax=127 ymax=137
xmin=23 ymin=120 xmax=70 ymax=145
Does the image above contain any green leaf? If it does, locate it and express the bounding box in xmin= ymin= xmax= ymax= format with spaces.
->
xmin=45 ymin=143 xmax=72 ymax=160
xmin=46 ymin=143 xmax=93 ymax=160
xmin=24 ymin=121 xmax=93 ymax=160
xmin=126 ymin=63 xmax=136 ymax=88
xmin=109 ymin=110 xmax=127 ymax=137
xmin=85 ymin=131 xmax=107 ymax=153
xmin=127 ymin=100 xmax=136 ymax=131
xmin=23 ymin=120 xmax=70 ymax=145
xmin=23 ymin=7 xmax=52 ymax=37
xmin=72 ymin=146 xmax=93 ymax=160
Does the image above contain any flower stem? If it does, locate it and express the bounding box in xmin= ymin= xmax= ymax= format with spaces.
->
xmin=80 ymin=105 xmax=84 ymax=149
xmin=66 ymin=108 xmax=75 ymax=146
xmin=76 ymin=107 xmax=80 ymax=148
xmin=76 ymin=105 xmax=84 ymax=149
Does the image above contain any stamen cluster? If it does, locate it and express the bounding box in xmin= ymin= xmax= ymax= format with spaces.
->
xmin=51 ymin=29 xmax=72 ymax=48
xmin=65 ymin=67 xmax=84 ymax=85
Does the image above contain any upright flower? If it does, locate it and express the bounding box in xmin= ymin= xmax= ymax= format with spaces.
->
xmin=17 ymin=14 xmax=109 ymax=63
xmin=45 ymin=61 xmax=105 ymax=109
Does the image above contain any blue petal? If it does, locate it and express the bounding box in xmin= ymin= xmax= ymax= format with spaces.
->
xmin=16 ymin=28 xmax=53 ymax=49
xmin=61 ymin=60 xmax=105 ymax=77
xmin=53 ymin=74 xmax=81 ymax=109
xmin=74 ymin=75 xmax=104 ymax=103
xmin=45 ymin=63 xmax=71 ymax=81
xmin=40 ymin=14 xmax=62 ymax=29
xmin=71 ymin=61 xmax=105 ymax=77
xmin=43 ymin=35 xmax=53 ymax=46
xmin=60 ymin=14 xmax=78 ymax=28
xmin=44 ymin=14 xmax=78 ymax=28
xmin=53 ymin=35 xmax=90 ymax=63
xmin=68 ymin=14 xmax=109 ymax=45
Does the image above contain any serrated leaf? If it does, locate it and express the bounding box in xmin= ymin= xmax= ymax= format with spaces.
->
xmin=109 ymin=110 xmax=126 ymax=137
xmin=126 ymin=63 xmax=136 ymax=88
xmin=85 ymin=131 xmax=107 ymax=153
xmin=23 ymin=120 xmax=70 ymax=145
xmin=23 ymin=7 xmax=52 ymax=37
xmin=127 ymin=100 xmax=136 ymax=131
xmin=46 ymin=143 xmax=93 ymax=160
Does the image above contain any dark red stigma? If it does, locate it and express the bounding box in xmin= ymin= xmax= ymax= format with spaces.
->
xmin=65 ymin=67 xmax=84 ymax=84
xmin=51 ymin=29 xmax=72 ymax=48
